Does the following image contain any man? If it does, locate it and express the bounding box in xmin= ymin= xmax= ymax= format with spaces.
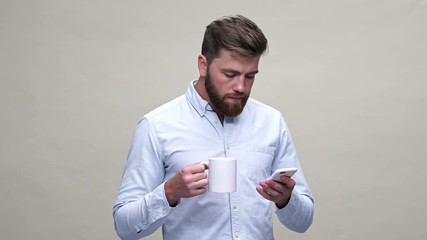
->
xmin=113 ymin=15 xmax=314 ymax=240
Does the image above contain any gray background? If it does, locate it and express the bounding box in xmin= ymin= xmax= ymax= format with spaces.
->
xmin=1 ymin=0 xmax=426 ymax=239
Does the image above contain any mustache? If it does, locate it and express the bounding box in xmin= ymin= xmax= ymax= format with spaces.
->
xmin=225 ymin=92 xmax=246 ymax=98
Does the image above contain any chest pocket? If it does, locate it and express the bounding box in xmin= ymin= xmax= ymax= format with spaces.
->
xmin=228 ymin=145 xmax=275 ymax=185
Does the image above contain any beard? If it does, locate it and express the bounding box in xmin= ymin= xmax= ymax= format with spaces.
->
xmin=205 ymin=70 xmax=249 ymax=117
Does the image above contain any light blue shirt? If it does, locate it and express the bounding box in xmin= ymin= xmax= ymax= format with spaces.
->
xmin=113 ymin=80 xmax=314 ymax=240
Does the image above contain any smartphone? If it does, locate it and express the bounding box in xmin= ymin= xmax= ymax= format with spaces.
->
xmin=270 ymin=167 xmax=298 ymax=181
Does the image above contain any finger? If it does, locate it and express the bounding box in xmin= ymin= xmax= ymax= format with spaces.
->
xmin=191 ymin=162 xmax=209 ymax=173
xmin=192 ymin=171 xmax=208 ymax=181
xmin=194 ymin=177 xmax=208 ymax=188
xmin=192 ymin=186 xmax=207 ymax=196
xmin=183 ymin=177 xmax=208 ymax=196
xmin=182 ymin=163 xmax=207 ymax=175
xmin=199 ymin=161 xmax=209 ymax=169
xmin=280 ymin=176 xmax=296 ymax=189
xmin=266 ymin=188 xmax=282 ymax=199
xmin=182 ymin=173 xmax=208 ymax=190
xmin=256 ymin=186 xmax=272 ymax=200
xmin=259 ymin=182 xmax=282 ymax=199
xmin=263 ymin=179 xmax=286 ymax=194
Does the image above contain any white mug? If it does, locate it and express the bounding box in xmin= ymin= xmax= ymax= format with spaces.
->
xmin=204 ymin=157 xmax=237 ymax=193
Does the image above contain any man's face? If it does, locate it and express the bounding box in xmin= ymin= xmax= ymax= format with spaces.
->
xmin=204 ymin=49 xmax=260 ymax=117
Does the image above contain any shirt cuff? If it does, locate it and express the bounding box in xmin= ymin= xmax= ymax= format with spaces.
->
xmin=275 ymin=190 xmax=300 ymax=217
xmin=147 ymin=182 xmax=176 ymax=221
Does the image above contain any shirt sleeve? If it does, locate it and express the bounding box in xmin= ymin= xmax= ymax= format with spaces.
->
xmin=275 ymin=190 xmax=314 ymax=233
xmin=273 ymin=117 xmax=314 ymax=233
xmin=113 ymin=118 xmax=174 ymax=240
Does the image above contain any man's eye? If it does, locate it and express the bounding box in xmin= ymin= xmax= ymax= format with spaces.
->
xmin=225 ymin=73 xmax=235 ymax=78
xmin=246 ymin=75 xmax=255 ymax=79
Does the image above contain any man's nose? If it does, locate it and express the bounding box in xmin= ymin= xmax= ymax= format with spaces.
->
xmin=232 ymin=76 xmax=245 ymax=92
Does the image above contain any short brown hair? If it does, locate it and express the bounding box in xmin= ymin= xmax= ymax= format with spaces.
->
xmin=201 ymin=15 xmax=268 ymax=64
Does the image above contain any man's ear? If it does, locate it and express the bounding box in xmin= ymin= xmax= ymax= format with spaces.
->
xmin=198 ymin=55 xmax=207 ymax=77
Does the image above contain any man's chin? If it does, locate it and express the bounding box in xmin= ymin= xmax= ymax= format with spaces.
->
xmin=222 ymin=104 xmax=244 ymax=117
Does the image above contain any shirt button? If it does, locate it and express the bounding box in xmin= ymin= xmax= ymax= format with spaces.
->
xmin=233 ymin=205 xmax=238 ymax=209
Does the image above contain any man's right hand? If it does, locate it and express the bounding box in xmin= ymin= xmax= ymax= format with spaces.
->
xmin=164 ymin=162 xmax=209 ymax=206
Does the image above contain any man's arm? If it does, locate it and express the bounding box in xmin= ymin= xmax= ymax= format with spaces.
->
xmin=260 ymin=117 xmax=314 ymax=233
xmin=113 ymin=119 xmax=169 ymax=239
xmin=113 ymin=118 xmax=209 ymax=240
xmin=113 ymin=183 xmax=172 ymax=240
xmin=257 ymin=174 xmax=314 ymax=233
xmin=275 ymin=188 xmax=314 ymax=233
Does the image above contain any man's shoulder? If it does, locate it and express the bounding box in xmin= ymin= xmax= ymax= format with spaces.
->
xmin=144 ymin=95 xmax=187 ymax=120
xmin=244 ymin=98 xmax=287 ymax=127
xmin=247 ymin=98 xmax=281 ymax=115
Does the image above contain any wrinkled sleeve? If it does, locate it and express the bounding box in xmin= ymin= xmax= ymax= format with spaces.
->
xmin=273 ymin=117 xmax=314 ymax=233
xmin=113 ymin=118 xmax=174 ymax=240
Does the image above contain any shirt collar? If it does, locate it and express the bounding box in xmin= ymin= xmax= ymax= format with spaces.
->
xmin=186 ymin=79 xmax=213 ymax=117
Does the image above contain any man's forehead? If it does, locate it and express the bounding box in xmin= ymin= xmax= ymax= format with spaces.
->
xmin=212 ymin=50 xmax=260 ymax=72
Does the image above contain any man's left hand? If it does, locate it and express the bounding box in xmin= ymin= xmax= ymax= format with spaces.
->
xmin=256 ymin=176 xmax=295 ymax=208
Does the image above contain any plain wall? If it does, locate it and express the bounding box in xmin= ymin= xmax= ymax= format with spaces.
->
xmin=1 ymin=0 xmax=426 ymax=239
